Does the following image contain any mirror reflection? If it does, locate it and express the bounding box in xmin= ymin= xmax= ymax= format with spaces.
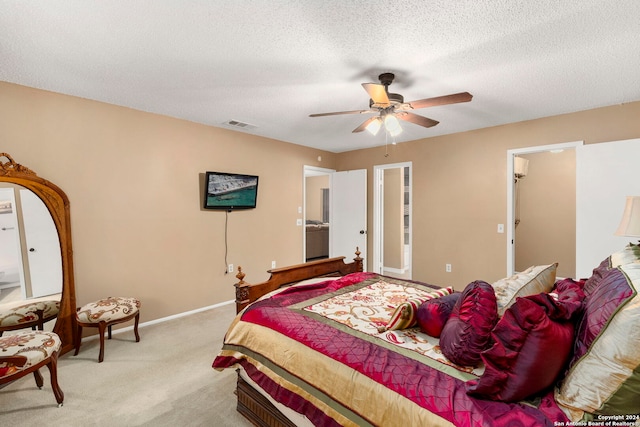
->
xmin=0 ymin=184 xmax=62 ymax=306
xmin=0 ymin=152 xmax=75 ymax=353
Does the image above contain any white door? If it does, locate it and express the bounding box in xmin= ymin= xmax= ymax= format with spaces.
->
xmin=576 ymin=138 xmax=640 ymax=278
xmin=20 ymin=189 xmax=62 ymax=298
xmin=330 ymin=169 xmax=367 ymax=265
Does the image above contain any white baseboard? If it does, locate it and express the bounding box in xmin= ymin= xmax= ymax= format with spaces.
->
xmin=80 ymin=299 xmax=235 ymax=342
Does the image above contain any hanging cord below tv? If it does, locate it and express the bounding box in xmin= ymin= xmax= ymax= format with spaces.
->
xmin=224 ymin=210 xmax=230 ymax=274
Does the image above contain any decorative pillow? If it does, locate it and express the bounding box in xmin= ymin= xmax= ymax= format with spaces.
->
xmin=466 ymin=280 xmax=584 ymax=402
xmin=609 ymin=242 xmax=640 ymax=266
xmin=416 ymin=292 xmax=461 ymax=338
xmin=582 ymin=243 xmax=640 ymax=296
xmin=571 ymin=267 xmax=635 ymax=367
xmin=491 ymin=263 xmax=558 ymax=316
xmin=581 ymin=258 xmax=610 ymax=296
xmin=439 ymin=281 xmax=498 ymax=367
xmin=556 ymin=263 xmax=640 ymax=419
xmin=378 ymin=286 xmax=453 ymax=332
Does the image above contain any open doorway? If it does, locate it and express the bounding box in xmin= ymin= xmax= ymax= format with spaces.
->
xmin=373 ymin=162 xmax=412 ymax=279
xmin=506 ymin=141 xmax=583 ymax=277
xmin=303 ymin=166 xmax=368 ymax=265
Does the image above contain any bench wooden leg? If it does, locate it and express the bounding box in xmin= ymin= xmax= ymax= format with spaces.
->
xmin=98 ymin=321 xmax=107 ymax=363
xmin=134 ymin=312 xmax=140 ymax=342
xmin=46 ymin=351 xmax=64 ymax=406
xmin=33 ymin=369 xmax=44 ymax=388
xmin=73 ymin=323 xmax=83 ymax=356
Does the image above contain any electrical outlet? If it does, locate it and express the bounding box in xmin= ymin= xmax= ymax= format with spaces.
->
xmin=271 ymin=260 xmax=276 ymax=269
xmin=445 ymin=264 xmax=452 ymax=273
xmin=228 ymin=264 xmax=233 ymax=274
xmin=497 ymin=223 xmax=505 ymax=233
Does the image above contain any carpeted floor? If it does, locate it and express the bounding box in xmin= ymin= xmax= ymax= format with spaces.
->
xmin=0 ymin=303 xmax=252 ymax=427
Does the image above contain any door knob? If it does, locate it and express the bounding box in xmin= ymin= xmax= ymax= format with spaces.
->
xmin=29 ymin=248 xmax=35 ymax=252
xmin=359 ymin=230 xmax=367 ymax=235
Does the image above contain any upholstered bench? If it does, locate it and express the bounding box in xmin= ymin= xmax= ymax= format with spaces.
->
xmin=74 ymin=297 xmax=141 ymax=363
xmin=0 ymin=300 xmax=60 ymax=336
xmin=0 ymin=330 xmax=64 ymax=406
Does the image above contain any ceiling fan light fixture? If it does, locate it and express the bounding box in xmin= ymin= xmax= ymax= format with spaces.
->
xmin=310 ymin=72 xmax=470 ymax=136
xmin=365 ymin=118 xmax=382 ymax=135
xmin=384 ymin=114 xmax=402 ymax=136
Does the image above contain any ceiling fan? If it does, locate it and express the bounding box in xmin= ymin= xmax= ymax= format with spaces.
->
xmin=309 ymin=73 xmax=472 ymax=136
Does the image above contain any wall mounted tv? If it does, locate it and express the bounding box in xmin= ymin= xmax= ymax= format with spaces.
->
xmin=203 ymin=171 xmax=259 ymax=210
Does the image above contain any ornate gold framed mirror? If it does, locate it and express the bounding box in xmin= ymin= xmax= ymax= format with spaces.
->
xmin=0 ymin=153 xmax=76 ymax=354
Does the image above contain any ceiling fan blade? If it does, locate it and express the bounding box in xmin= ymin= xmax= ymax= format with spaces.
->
xmin=352 ymin=117 xmax=379 ymax=133
xmin=396 ymin=112 xmax=439 ymax=128
xmin=407 ymin=92 xmax=473 ymax=110
xmin=309 ymin=109 xmax=375 ymax=117
xmin=362 ymin=83 xmax=390 ymax=107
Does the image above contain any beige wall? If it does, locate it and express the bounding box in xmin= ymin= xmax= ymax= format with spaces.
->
xmin=3 ymin=80 xmax=640 ymax=317
xmin=335 ymin=101 xmax=640 ymax=290
xmin=305 ymin=175 xmax=329 ymax=222
xmin=0 ymin=82 xmax=337 ymax=323
xmin=515 ymin=150 xmax=576 ymax=278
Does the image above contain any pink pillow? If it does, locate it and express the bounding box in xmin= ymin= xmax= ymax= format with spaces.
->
xmin=439 ymin=281 xmax=498 ymax=367
xmin=466 ymin=280 xmax=584 ymax=402
xmin=416 ymin=292 xmax=461 ymax=338
xmin=571 ymin=266 xmax=634 ymax=368
xmin=556 ymin=263 xmax=640 ymax=415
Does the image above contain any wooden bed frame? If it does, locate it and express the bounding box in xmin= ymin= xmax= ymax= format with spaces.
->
xmin=233 ymin=249 xmax=363 ymax=313
xmin=231 ymin=249 xmax=363 ymax=426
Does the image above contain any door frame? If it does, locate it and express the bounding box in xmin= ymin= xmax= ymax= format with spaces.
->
xmin=373 ymin=162 xmax=412 ymax=277
xmin=506 ymin=141 xmax=583 ymax=277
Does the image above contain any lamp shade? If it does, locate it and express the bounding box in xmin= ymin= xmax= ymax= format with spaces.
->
xmin=365 ymin=118 xmax=382 ymax=135
xmin=384 ymin=114 xmax=402 ymax=136
xmin=615 ymin=196 xmax=640 ymax=237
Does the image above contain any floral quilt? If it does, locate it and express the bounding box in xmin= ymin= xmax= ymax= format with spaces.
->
xmin=301 ymin=278 xmax=483 ymax=376
xmin=213 ymin=272 xmax=568 ymax=427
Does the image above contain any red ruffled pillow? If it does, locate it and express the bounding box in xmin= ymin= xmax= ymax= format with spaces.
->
xmin=416 ymin=292 xmax=461 ymax=338
xmin=466 ymin=279 xmax=584 ymax=402
xmin=439 ymin=281 xmax=498 ymax=367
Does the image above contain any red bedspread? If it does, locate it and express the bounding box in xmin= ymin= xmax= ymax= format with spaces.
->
xmin=214 ymin=273 xmax=569 ymax=427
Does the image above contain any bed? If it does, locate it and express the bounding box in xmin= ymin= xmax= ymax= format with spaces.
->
xmin=213 ymin=247 xmax=640 ymax=426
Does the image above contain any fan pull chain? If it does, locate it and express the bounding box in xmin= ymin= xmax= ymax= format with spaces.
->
xmin=384 ymin=130 xmax=389 ymax=157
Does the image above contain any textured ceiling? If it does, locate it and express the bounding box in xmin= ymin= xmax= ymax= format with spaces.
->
xmin=2 ymin=1 xmax=640 ymax=153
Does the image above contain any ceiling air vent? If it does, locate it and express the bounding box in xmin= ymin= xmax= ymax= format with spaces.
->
xmin=223 ymin=120 xmax=257 ymax=131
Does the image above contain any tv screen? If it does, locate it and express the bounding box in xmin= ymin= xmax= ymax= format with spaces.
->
xmin=203 ymin=171 xmax=259 ymax=210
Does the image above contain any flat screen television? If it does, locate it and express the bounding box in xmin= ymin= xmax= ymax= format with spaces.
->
xmin=203 ymin=171 xmax=259 ymax=210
